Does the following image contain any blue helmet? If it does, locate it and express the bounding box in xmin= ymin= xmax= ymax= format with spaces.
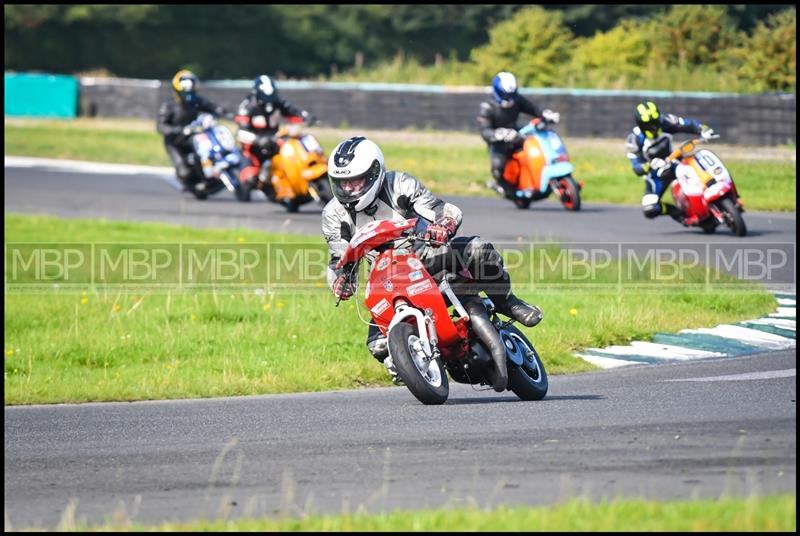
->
xmin=253 ymin=74 xmax=278 ymax=105
xmin=492 ymin=72 xmax=518 ymax=108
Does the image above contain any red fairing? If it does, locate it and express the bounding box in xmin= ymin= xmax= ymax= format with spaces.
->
xmin=336 ymin=218 xmax=417 ymax=269
xmin=364 ymin=249 xmax=461 ymax=346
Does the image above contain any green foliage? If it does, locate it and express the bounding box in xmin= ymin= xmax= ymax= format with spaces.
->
xmin=733 ymin=7 xmax=797 ymax=92
xmin=567 ymin=20 xmax=651 ymax=88
xmin=3 ymin=4 xmax=795 ymax=92
xmin=470 ymin=6 xmax=574 ymax=87
xmin=649 ymin=5 xmax=745 ymax=70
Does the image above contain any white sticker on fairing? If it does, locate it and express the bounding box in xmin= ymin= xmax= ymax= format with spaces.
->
xmin=407 ymin=257 xmax=423 ymax=270
xmin=376 ymin=258 xmax=390 ymax=271
xmin=409 ymin=270 xmax=423 ymax=281
xmin=351 ymin=221 xmax=381 ymax=246
xmin=370 ymin=299 xmax=390 ymax=316
xmin=407 ymin=279 xmax=433 ymax=296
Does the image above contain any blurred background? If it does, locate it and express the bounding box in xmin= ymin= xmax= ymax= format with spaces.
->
xmin=4 ymin=4 xmax=796 ymax=145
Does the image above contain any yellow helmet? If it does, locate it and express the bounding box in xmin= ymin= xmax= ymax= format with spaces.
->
xmin=635 ymin=101 xmax=661 ymax=139
xmin=172 ymin=69 xmax=199 ymax=104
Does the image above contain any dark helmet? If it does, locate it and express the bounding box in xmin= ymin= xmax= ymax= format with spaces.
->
xmin=492 ymin=71 xmax=518 ymax=108
xmin=635 ymin=101 xmax=662 ymax=139
xmin=253 ymin=74 xmax=278 ymax=105
xmin=172 ymin=69 xmax=199 ymax=105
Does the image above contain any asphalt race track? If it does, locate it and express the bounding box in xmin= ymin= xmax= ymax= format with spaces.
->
xmin=3 ymin=163 xmax=797 ymax=528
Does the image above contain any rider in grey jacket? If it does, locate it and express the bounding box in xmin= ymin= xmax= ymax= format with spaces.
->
xmin=322 ymin=136 xmax=543 ymax=383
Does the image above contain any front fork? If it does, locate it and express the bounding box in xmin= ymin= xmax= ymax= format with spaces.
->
xmin=386 ymin=279 xmax=471 ymax=367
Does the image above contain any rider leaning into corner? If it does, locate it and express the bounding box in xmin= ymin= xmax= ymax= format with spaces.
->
xmin=234 ymin=74 xmax=316 ymax=198
xmin=477 ymin=71 xmax=561 ymax=200
xmin=321 ymin=136 xmax=543 ymax=387
xmin=157 ymin=70 xmax=231 ymax=191
xmin=625 ymin=100 xmax=717 ymax=224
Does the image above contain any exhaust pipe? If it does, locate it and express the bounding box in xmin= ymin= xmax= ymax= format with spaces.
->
xmin=463 ymin=297 xmax=507 ymax=392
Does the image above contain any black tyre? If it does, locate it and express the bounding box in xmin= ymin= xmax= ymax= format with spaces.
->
xmin=312 ymin=177 xmax=333 ymax=205
xmin=234 ymin=176 xmax=252 ymax=202
xmin=700 ymin=219 xmax=718 ymax=234
xmin=513 ymin=197 xmax=532 ymax=209
xmin=719 ymin=197 xmax=747 ymax=237
xmin=558 ymin=176 xmax=581 ymax=211
xmin=192 ymin=184 xmax=208 ymax=200
xmin=388 ymin=322 xmax=449 ymax=405
xmin=284 ymin=198 xmax=301 ymax=213
xmin=501 ymin=325 xmax=548 ymax=401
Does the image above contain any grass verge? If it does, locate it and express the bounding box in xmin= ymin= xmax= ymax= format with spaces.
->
xmin=4 ymin=117 xmax=796 ymax=211
xmin=24 ymin=494 xmax=797 ymax=532
xmin=4 ymin=213 xmax=776 ymax=405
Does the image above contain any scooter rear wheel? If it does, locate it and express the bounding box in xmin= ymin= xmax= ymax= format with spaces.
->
xmin=502 ymin=325 xmax=548 ymax=401
xmin=558 ymin=176 xmax=581 ymax=211
xmin=719 ymin=197 xmax=747 ymax=237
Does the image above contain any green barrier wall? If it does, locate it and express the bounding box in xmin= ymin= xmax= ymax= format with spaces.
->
xmin=4 ymin=73 xmax=78 ymax=117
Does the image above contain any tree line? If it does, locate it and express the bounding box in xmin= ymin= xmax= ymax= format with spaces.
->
xmin=4 ymin=4 xmax=795 ymax=92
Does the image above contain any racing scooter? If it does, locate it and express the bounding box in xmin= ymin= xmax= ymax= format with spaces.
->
xmin=238 ymin=117 xmax=332 ymax=212
xmin=667 ymin=136 xmax=747 ymax=236
xmin=335 ymin=217 xmax=548 ymax=405
xmin=493 ymin=117 xmax=583 ymax=211
xmin=184 ymin=113 xmax=247 ymax=201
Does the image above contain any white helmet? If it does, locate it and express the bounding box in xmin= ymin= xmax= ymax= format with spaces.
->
xmin=327 ymin=136 xmax=385 ymax=211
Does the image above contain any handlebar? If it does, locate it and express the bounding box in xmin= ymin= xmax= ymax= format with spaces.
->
xmin=333 ymin=231 xmax=445 ymax=307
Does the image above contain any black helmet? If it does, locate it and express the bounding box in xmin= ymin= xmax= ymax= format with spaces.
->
xmin=634 ymin=101 xmax=662 ymax=139
xmin=172 ymin=69 xmax=199 ymax=105
xmin=253 ymin=74 xmax=278 ymax=105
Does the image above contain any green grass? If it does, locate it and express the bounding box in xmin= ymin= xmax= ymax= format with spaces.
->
xmin=5 ymin=118 xmax=796 ymax=211
xmin=33 ymin=494 xmax=797 ymax=532
xmin=4 ymin=214 xmax=776 ymax=405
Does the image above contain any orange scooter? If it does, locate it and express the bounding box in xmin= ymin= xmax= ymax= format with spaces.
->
xmin=239 ymin=117 xmax=332 ymax=212
xmin=498 ymin=117 xmax=583 ymax=211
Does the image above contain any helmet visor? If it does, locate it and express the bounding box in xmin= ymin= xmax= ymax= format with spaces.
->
xmin=330 ymin=160 xmax=381 ymax=204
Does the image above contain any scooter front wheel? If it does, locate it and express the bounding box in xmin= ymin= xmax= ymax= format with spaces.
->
xmin=388 ymin=322 xmax=449 ymax=405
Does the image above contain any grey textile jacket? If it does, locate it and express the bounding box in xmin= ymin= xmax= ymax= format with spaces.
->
xmin=321 ymin=170 xmax=463 ymax=291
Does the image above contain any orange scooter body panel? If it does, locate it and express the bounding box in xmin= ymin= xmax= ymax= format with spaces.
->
xmin=270 ymin=136 xmax=328 ymax=202
xmin=503 ymin=137 xmax=546 ymax=192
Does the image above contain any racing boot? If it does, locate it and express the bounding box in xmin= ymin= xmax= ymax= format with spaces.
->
xmin=382 ymin=355 xmax=404 ymax=386
xmin=662 ymin=203 xmax=687 ymax=226
xmin=488 ymin=274 xmax=543 ymax=328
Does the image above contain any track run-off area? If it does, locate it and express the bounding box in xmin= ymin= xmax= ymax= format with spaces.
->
xmin=4 ymin=158 xmax=796 ymax=528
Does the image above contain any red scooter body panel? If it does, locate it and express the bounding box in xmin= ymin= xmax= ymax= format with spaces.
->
xmin=336 ymin=219 xmax=417 ymax=269
xmin=364 ymin=249 xmax=461 ymax=346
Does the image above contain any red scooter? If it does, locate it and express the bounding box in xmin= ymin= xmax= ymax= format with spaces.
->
xmin=668 ymin=137 xmax=747 ymax=236
xmin=335 ymin=218 xmax=548 ymax=405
